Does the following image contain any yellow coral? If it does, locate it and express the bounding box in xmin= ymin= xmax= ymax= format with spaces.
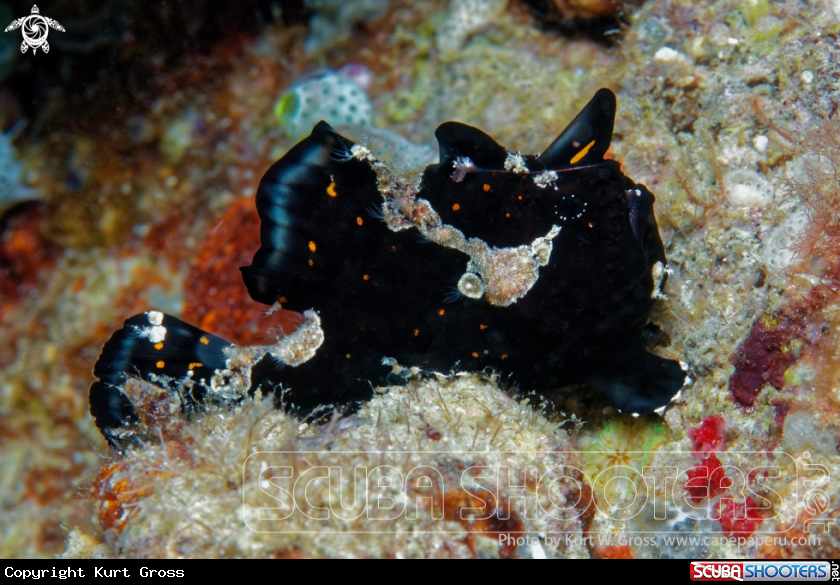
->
xmin=579 ymin=415 xmax=667 ymax=509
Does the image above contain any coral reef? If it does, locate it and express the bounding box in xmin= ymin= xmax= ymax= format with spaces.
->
xmin=521 ymin=0 xmax=640 ymax=21
xmin=0 ymin=122 xmax=34 ymax=218
xmin=65 ymin=374 xmax=586 ymax=559
xmin=181 ymin=197 xmax=304 ymax=345
xmin=304 ymin=0 xmax=387 ymax=55
xmin=0 ymin=203 xmax=56 ymax=305
xmin=436 ymin=0 xmax=509 ymax=55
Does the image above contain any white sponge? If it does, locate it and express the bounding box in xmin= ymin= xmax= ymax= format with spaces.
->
xmin=761 ymin=209 xmax=809 ymax=272
xmin=724 ymin=169 xmax=774 ymax=208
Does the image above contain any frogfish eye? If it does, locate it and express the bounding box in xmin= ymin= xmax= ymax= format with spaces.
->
xmin=555 ymin=194 xmax=587 ymax=221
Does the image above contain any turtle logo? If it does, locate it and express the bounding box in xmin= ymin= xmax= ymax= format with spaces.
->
xmin=4 ymin=5 xmax=64 ymax=54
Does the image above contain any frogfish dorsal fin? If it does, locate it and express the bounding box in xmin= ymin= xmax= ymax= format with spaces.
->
xmin=540 ymin=88 xmax=616 ymax=169
xmin=434 ymin=121 xmax=508 ymax=169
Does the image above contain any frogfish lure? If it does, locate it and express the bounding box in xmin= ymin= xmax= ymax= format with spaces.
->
xmin=90 ymin=88 xmax=686 ymax=449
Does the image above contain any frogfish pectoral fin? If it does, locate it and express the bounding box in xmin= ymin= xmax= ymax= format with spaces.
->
xmin=89 ymin=311 xmax=233 ymax=450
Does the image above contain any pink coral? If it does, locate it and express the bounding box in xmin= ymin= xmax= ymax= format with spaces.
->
xmin=684 ymin=453 xmax=729 ymax=502
xmin=688 ymin=414 xmax=726 ymax=454
xmin=715 ymin=496 xmax=765 ymax=536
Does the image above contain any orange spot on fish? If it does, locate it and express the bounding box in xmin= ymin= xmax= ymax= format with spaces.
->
xmin=326 ymin=182 xmax=337 ymax=197
xmin=570 ymin=140 xmax=596 ymax=164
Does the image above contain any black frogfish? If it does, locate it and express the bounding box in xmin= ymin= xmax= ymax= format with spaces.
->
xmin=90 ymin=88 xmax=686 ymax=449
